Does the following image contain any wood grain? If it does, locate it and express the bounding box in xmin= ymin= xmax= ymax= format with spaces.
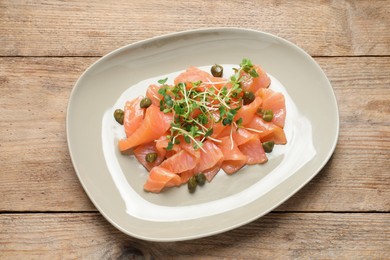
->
xmin=0 ymin=57 xmax=95 ymax=211
xmin=1 ymin=213 xmax=389 ymax=259
xmin=0 ymin=56 xmax=389 ymax=212
xmin=1 ymin=0 xmax=389 ymax=257
xmin=0 ymin=0 xmax=389 ymax=56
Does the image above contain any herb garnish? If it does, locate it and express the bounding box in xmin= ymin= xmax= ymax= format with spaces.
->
xmin=157 ymin=58 xmax=259 ymax=151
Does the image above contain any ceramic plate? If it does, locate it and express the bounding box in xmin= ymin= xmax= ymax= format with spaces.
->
xmin=67 ymin=28 xmax=339 ymax=241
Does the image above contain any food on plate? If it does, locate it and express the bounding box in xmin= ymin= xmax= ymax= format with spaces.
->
xmin=115 ymin=59 xmax=287 ymax=193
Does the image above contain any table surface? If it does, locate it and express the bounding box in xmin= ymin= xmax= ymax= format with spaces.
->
xmin=1 ymin=0 xmax=389 ymax=258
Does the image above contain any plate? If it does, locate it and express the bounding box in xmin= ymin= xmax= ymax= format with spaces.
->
xmin=67 ymin=28 xmax=339 ymax=241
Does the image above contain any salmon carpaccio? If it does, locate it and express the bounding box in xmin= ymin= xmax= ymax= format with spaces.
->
xmin=117 ymin=62 xmax=287 ymax=193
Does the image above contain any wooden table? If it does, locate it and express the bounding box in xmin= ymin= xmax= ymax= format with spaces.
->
xmin=1 ymin=1 xmax=389 ymax=258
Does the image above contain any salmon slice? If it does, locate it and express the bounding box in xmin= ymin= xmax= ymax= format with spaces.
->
xmin=202 ymin=164 xmax=222 ymax=182
xmin=246 ymin=116 xmax=287 ymax=144
xmin=155 ymin=135 xmax=181 ymax=156
xmin=222 ymin=160 xmax=247 ymax=175
xmin=143 ymin=167 xmax=182 ymax=193
xmin=181 ymin=158 xmax=223 ymax=184
xmin=217 ymin=136 xmax=248 ymax=174
xmin=252 ymin=65 xmax=271 ymax=90
xmin=159 ymin=150 xmax=199 ymax=173
xmin=179 ymin=170 xmax=196 ymax=184
xmin=231 ymin=128 xmax=257 ymax=146
xmin=192 ymin=140 xmax=224 ymax=180
xmin=216 ymin=121 xmax=258 ymax=142
xmin=236 ymin=96 xmax=262 ymax=126
xmin=210 ymin=115 xmax=226 ymax=138
xmin=133 ymin=142 xmax=165 ymax=171
xmin=144 ymin=150 xmax=198 ymax=192
xmin=179 ymin=138 xmax=201 ymax=160
xmin=196 ymin=141 xmax=224 ymax=172
xmin=118 ymin=105 xmax=173 ymax=151
xmin=155 ymin=135 xmax=169 ymax=155
xmin=193 ymin=139 xmax=224 ymax=182
xmin=239 ymin=138 xmax=268 ymax=165
xmin=174 ymin=67 xmax=227 ymax=89
xmin=231 ymin=128 xmax=267 ymax=164
xmin=123 ymin=96 xmax=144 ymax=137
xmin=214 ymin=126 xmax=231 ymax=139
xmin=146 ymin=84 xmax=162 ymax=107
xmin=147 ymin=150 xmax=199 ymax=190
xmin=155 ymin=135 xmax=201 ymax=160
xmin=240 ymin=65 xmax=271 ymax=93
xmin=257 ymin=88 xmax=286 ymax=128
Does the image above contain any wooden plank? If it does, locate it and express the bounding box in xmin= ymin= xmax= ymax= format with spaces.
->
xmin=1 ymin=213 xmax=389 ymax=258
xmin=0 ymin=0 xmax=389 ymax=56
xmin=0 ymin=57 xmax=389 ymax=212
xmin=276 ymin=56 xmax=390 ymax=211
xmin=0 ymin=57 xmax=96 ymax=211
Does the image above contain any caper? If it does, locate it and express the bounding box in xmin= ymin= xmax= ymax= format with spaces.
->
xmin=195 ymin=173 xmax=206 ymax=186
xmin=262 ymin=141 xmax=275 ymax=153
xmin=211 ymin=64 xmax=223 ymax=77
xmin=188 ymin=176 xmax=197 ymax=193
xmin=243 ymin=91 xmax=255 ymax=105
xmin=113 ymin=109 xmax=124 ymax=125
xmin=145 ymin=152 xmax=157 ymax=163
xmin=140 ymin=97 xmax=152 ymax=108
xmin=262 ymin=109 xmax=274 ymax=122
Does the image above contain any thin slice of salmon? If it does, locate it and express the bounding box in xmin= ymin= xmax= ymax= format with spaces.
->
xmin=194 ymin=140 xmax=223 ymax=174
xmin=232 ymin=128 xmax=257 ymax=146
xmin=144 ymin=150 xmax=198 ymax=192
xmin=180 ymin=149 xmax=223 ymax=184
xmin=239 ymin=138 xmax=268 ymax=165
xmin=257 ymin=88 xmax=286 ymax=128
xmin=202 ymin=164 xmax=222 ymax=182
xmin=179 ymin=170 xmax=196 ymax=184
xmin=174 ymin=67 xmax=227 ymax=89
xmin=159 ymin=150 xmax=199 ymax=173
xmin=177 ymin=136 xmax=201 ymax=160
xmin=118 ymin=105 xmax=173 ymax=151
xmin=210 ymin=114 xmax=226 ymax=138
xmin=123 ymin=96 xmax=144 ymax=137
xmin=240 ymin=65 xmax=271 ymax=93
xmin=236 ymin=96 xmax=262 ymax=126
xmin=146 ymin=84 xmax=162 ymax=107
xmin=143 ymin=167 xmax=182 ymax=193
xmin=133 ymin=142 xmax=165 ymax=171
xmin=246 ymin=116 xmax=287 ymax=144
xmin=231 ymin=128 xmax=268 ymax=165
xmin=217 ymin=136 xmax=248 ymax=174
xmin=155 ymin=135 xmax=181 ymax=156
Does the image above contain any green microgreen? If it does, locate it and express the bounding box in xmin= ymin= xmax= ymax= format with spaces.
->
xmin=240 ymin=58 xmax=259 ymax=78
xmin=167 ymin=141 xmax=174 ymax=150
xmin=236 ymin=117 xmax=243 ymax=127
xmin=157 ymin=58 xmax=259 ymax=151
xmin=158 ymin=77 xmax=168 ymax=85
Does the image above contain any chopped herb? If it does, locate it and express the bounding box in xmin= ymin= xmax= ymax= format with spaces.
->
xmin=236 ymin=117 xmax=243 ymax=126
xmin=157 ymin=86 xmax=167 ymax=96
xmin=158 ymin=77 xmax=168 ymax=85
xmin=155 ymin=58 xmax=259 ymax=151
xmin=184 ymin=135 xmax=191 ymax=143
xmin=249 ymin=68 xmax=259 ymax=78
xmin=167 ymin=141 xmax=174 ymax=150
xmin=222 ymin=118 xmax=232 ymax=126
xmin=204 ymin=128 xmax=213 ymax=137
xmin=226 ymin=109 xmax=237 ymax=121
